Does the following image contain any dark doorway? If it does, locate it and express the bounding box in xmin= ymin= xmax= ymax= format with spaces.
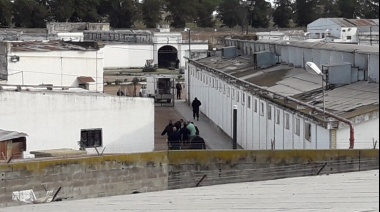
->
xmin=158 ymin=46 xmax=178 ymax=68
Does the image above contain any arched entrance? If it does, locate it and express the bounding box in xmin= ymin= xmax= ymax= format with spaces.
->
xmin=158 ymin=46 xmax=178 ymax=68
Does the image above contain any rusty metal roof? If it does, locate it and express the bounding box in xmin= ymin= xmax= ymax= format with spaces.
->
xmin=78 ymin=76 xmax=95 ymax=83
xmin=8 ymin=40 xmax=100 ymax=52
xmin=330 ymin=18 xmax=356 ymax=27
xmin=0 ymin=129 xmax=28 ymax=142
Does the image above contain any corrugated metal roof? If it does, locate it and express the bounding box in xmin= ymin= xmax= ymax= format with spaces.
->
xmin=253 ymin=39 xmax=379 ymax=55
xmin=196 ymin=56 xmax=379 ymax=116
xmin=330 ymin=18 xmax=356 ymax=27
xmin=304 ymin=81 xmax=379 ymax=115
xmin=0 ymin=129 xmax=28 ymax=142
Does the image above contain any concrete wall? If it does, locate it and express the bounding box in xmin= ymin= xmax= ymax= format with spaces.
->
xmin=0 ymin=150 xmax=378 ymax=207
xmin=103 ymin=43 xmax=208 ymax=70
xmin=0 ymin=43 xmax=7 ymax=80
xmin=337 ymin=115 xmax=379 ymax=149
xmin=0 ymin=91 xmax=155 ymax=156
xmin=103 ymin=44 xmax=153 ymax=69
xmin=6 ymin=50 xmax=104 ymax=92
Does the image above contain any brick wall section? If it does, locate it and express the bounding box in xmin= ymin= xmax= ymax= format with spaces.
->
xmin=0 ymin=150 xmax=378 ymax=207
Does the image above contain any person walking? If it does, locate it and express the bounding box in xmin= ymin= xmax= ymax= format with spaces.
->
xmin=161 ymin=120 xmax=174 ymax=138
xmin=176 ymin=82 xmax=182 ymax=99
xmin=192 ymin=97 xmax=202 ymax=121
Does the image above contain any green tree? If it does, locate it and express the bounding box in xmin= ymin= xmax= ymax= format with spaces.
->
xmin=295 ymin=0 xmax=318 ymax=27
xmin=195 ymin=0 xmax=220 ymax=28
xmin=12 ymin=0 xmax=50 ymax=28
xmin=142 ymin=0 xmax=163 ymax=28
xmin=100 ymin=0 xmax=141 ymax=28
xmin=70 ymin=0 xmax=101 ymax=22
xmin=49 ymin=0 xmax=75 ymax=22
xmin=337 ymin=0 xmax=358 ymax=18
xmin=165 ymin=0 xmax=197 ymax=28
xmin=357 ymin=0 xmax=379 ymax=18
xmin=248 ymin=0 xmax=271 ymax=28
xmin=0 ymin=0 xmax=12 ymax=27
xmin=316 ymin=0 xmax=341 ymax=18
xmin=217 ymin=0 xmax=242 ymax=28
xmin=272 ymin=0 xmax=293 ymax=28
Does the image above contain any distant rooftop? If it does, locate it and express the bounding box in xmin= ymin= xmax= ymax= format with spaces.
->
xmin=4 ymin=40 xmax=101 ymax=52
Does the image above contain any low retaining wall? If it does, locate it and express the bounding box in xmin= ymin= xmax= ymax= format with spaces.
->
xmin=1 ymin=150 xmax=378 ymax=207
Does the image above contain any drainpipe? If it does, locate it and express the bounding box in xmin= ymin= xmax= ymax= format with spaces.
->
xmin=286 ymin=96 xmax=355 ymax=149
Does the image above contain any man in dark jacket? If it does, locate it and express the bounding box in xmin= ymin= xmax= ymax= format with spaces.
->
xmin=179 ymin=122 xmax=191 ymax=142
xmin=191 ymin=97 xmax=202 ymax=121
xmin=161 ymin=120 xmax=174 ymax=138
xmin=176 ymin=82 xmax=182 ymax=99
xmin=168 ymin=127 xmax=182 ymax=150
xmin=174 ymin=119 xmax=184 ymax=130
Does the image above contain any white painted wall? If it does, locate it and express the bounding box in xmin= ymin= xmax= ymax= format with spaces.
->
xmin=0 ymin=91 xmax=155 ymax=156
xmin=103 ymin=44 xmax=153 ymax=69
xmin=337 ymin=117 xmax=379 ymax=149
xmin=7 ymin=50 xmax=104 ymax=92
xmin=307 ymin=19 xmax=358 ymax=43
xmin=188 ymin=64 xmax=331 ymax=150
xmin=102 ymin=33 xmax=208 ymax=70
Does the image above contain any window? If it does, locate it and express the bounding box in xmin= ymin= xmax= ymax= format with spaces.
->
xmin=347 ymin=36 xmax=352 ymax=40
xmin=295 ymin=118 xmax=300 ymax=136
xmin=248 ymin=96 xmax=252 ymax=109
xmin=267 ymin=105 xmax=272 ymax=120
xmin=276 ymin=109 xmax=280 ymax=125
xmin=260 ymin=102 xmax=265 ymax=116
xmin=223 ymin=84 xmax=226 ymax=94
xmin=242 ymin=93 xmax=246 ymax=105
xmin=342 ymin=30 xmax=346 ymax=32
xmin=237 ymin=91 xmax=240 ymax=102
xmin=227 ymin=87 xmax=231 ymax=97
xmin=254 ymin=99 xmax=258 ymax=113
xmin=215 ymin=80 xmax=218 ymax=90
xmin=305 ymin=123 xmax=312 ymax=141
xmin=219 ymin=82 xmax=222 ymax=92
xmin=80 ymin=129 xmax=103 ymax=148
xmin=232 ymin=88 xmax=235 ymax=99
xmin=285 ymin=113 xmax=290 ymax=130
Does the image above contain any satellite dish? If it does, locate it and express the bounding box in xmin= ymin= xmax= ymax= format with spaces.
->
xmin=305 ymin=62 xmax=323 ymax=76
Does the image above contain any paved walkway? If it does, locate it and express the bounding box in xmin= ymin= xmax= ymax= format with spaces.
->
xmin=174 ymin=100 xmax=236 ymax=150
xmin=3 ymin=170 xmax=378 ymax=212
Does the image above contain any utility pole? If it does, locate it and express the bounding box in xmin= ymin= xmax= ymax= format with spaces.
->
xmin=240 ymin=0 xmax=255 ymax=35
xmin=188 ymin=29 xmax=191 ymax=105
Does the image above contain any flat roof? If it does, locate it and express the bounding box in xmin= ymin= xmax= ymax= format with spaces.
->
xmin=2 ymin=170 xmax=378 ymax=212
xmin=5 ymin=40 xmax=100 ymax=52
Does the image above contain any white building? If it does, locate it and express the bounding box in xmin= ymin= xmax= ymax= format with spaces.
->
xmin=307 ymin=18 xmax=379 ymax=45
xmin=0 ymin=86 xmax=155 ymax=157
xmin=186 ymin=40 xmax=379 ymax=150
xmin=0 ymin=40 xmax=104 ymax=92
xmin=85 ymin=28 xmax=209 ymax=70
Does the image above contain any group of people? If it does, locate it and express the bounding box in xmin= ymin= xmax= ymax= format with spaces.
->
xmin=161 ymin=119 xmax=200 ymax=143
